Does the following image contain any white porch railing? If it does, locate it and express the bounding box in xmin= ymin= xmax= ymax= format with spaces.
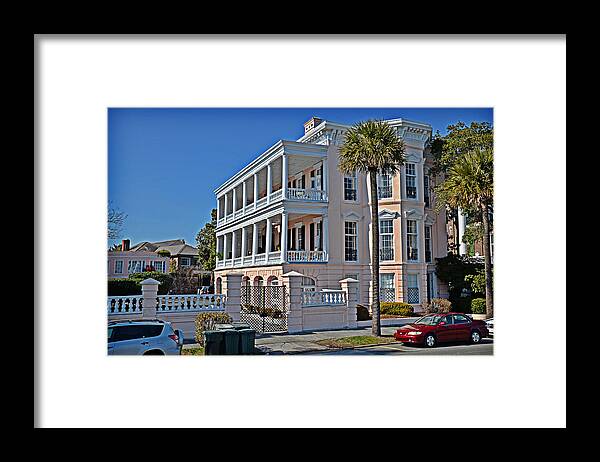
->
xmin=286 ymin=188 xmax=327 ymax=202
xmin=268 ymin=251 xmax=281 ymax=263
xmin=302 ymin=290 xmax=347 ymax=306
xmin=255 ymin=196 xmax=268 ymax=209
xmin=269 ymin=190 xmax=283 ymax=202
xmin=107 ymin=295 xmax=144 ymax=314
xmin=254 ymin=253 xmax=266 ymax=264
xmin=287 ymin=250 xmax=327 ymax=263
xmin=156 ymin=294 xmax=226 ymax=312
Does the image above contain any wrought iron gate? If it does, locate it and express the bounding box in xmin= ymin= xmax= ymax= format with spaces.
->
xmin=240 ymin=285 xmax=287 ymax=333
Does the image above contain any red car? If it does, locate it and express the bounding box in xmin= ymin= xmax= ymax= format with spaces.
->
xmin=394 ymin=313 xmax=488 ymax=348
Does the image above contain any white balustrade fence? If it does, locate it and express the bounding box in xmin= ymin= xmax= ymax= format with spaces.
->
xmin=156 ymin=294 xmax=226 ymax=312
xmin=301 ymin=290 xmax=347 ymax=306
xmin=286 ymin=188 xmax=327 ymax=202
xmin=107 ymin=295 xmax=144 ymax=314
xmin=108 ymin=294 xmax=226 ymax=314
xmin=287 ymin=250 xmax=327 ymax=263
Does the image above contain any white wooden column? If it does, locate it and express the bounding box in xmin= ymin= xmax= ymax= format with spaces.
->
xmin=265 ymin=217 xmax=272 ymax=254
xmin=252 ymin=222 xmax=258 ymax=264
xmin=242 ymin=180 xmax=247 ymax=213
xmin=280 ymin=212 xmax=288 ymax=262
xmin=216 ymin=196 xmax=221 ymax=221
xmin=253 ymin=173 xmax=259 ymax=206
xmin=322 ymin=214 xmax=329 ymax=257
xmin=231 ymin=230 xmax=237 ymax=260
xmin=266 ymin=163 xmax=273 ymax=203
xmin=223 ymin=233 xmax=229 ymax=261
xmin=322 ymin=158 xmax=328 ymax=195
xmin=241 ymin=226 xmax=247 ymax=258
xmin=232 ymin=187 xmax=237 ymax=214
xmin=224 ymin=193 xmax=229 ymax=217
xmin=281 ymin=154 xmax=288 ymax=200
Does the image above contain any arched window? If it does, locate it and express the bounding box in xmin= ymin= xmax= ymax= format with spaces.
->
xmin=215 ymin=277 xmax=222 ymax=294
xmin=242 ymin=276 xmax=250 ymax=287
xmin=267 ymin=276 xmax=279 ymax=286
xmin=254 ymin=276 xmax=264 ymax=287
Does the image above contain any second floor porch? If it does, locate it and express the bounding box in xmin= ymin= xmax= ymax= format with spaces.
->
xmin=215 ymin=211 xmax=329 ymax=269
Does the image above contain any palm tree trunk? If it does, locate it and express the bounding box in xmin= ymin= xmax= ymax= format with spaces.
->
xmin=369 ymin=169 xmax=381 ymax=336
xmin=481 ymin=203 xmax=494 ymax=318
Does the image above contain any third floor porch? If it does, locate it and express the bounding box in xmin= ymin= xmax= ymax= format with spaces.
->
xmin=215 ymin=140 xmax=329 ymax=229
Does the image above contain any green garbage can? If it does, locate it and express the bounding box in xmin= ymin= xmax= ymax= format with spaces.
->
xmin=232 ymin=322 xmax=251 ymax=330
xmin=238 ymin=329 xmax=256 ymax=355
xmin=203 ymin=330 xmax=224 ymax=355
xmin=223 ymin=329 xmax=240 ymax=355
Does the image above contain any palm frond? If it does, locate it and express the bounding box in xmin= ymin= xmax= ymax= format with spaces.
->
xmin=338 ymin=120 xmax=406 ymax=174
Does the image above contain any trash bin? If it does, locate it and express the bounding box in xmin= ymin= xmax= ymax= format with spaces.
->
xmin=203 ymin=330 xmax=224 ymax=355
xmin=223 ymin=329 xmax=240 ymax=355
xmin=214 ymin=323 xmax=234 ymax=330
xmin=231 ymin=322 xmax=251 ymax=330
xmin=238 ymin=329 xmax=256 ymax=355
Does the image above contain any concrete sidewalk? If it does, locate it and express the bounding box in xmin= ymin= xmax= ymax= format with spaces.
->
xmin=254 ymin=317 xmax=417 ymax=355
xmin=182 ymin=317 xmax=418 ymax=354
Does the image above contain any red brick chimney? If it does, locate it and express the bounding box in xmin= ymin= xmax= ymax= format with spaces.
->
xmin=121 ymin=239 xmax=130 ymax=251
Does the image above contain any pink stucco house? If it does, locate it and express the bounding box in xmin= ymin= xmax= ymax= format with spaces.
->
xmin=213 ymin=116 xmax=449 ymax=312
xmin=107 ymin=239 xmax=202 ymax=279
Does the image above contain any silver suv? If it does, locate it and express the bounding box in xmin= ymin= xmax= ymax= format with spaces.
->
xmin=108 ymin=319 xmax=183 ymax=355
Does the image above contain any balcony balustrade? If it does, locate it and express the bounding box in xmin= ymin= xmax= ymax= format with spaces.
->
xmin=215 ymin=249 xmax=328 ymax=269
xmin=287 ymin=250 xmax=327 ymax=263
xmin=379 ymin=248 xmax=394 ymax=261
xmin=217 ymin=187 xmax=328 ymax=227
xmin=286 ymin=188 xmax=327 ymax=202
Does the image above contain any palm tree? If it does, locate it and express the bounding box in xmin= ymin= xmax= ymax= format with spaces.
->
xmin=338 ymin=120 xmax=406 ymax=336
xmin=437 ymin=148 xmax=494 ymax=318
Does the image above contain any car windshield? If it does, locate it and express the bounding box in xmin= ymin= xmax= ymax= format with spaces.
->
xmin=414 ymin=315 xmax=443 ymax=326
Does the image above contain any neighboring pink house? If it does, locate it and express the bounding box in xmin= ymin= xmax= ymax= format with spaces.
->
xmin=107 ymin=239 xmax=201 ymax=279
xmin=213 ymin=116 xmax=449 ymax=312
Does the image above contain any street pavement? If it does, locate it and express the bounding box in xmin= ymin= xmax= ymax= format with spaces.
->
xmin=298 ymin=338 xmax=493 ymax=355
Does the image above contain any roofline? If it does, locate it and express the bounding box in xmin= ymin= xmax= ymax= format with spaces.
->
xmin=213 ymin=139 xmax=327 ymax=195
xmin=214 ymin=117 xmax=433 ymax=195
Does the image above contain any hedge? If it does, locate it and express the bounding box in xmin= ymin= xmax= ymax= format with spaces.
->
xmin=471 ymin=298 xmax=486 ymax=314
xmin=380 ymin=302 xmax=414 ymax=317
xmin=426 ymin=298 xmax=452 ymax=314
xmin=194 ymin=312 xmax=233 ymax=345
xmin=107 ymin=272 xmax=174 ymax=296
xmin=107 ymin=279 xmax=141 ymax=296
xmin=356 ymin=304 xmax=371 ymax=321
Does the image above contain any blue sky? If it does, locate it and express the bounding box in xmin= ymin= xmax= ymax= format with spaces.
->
xmin=108 ymin=107 xmax=493 ymax=247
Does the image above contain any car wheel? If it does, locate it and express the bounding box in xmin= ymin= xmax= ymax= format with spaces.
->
xmin=470 ymin=330 xmax=482 ymax=344
xmin=143 ymin=350 xmax=164 ymax=355
xmin=424 ymin=333 xmax=436 ymax=348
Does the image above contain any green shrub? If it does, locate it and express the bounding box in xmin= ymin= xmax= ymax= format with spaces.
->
xmin=380 ymin=302 xmax=414 ymax=317
xmin=108 ymin=279 xmax=141 ymax=296
xmin=453 ymin=296 xmax=473 ymax=313
xmin=426 ymin=298 xmax=452 ymax=314
xmin=471 ymin=298 xmax=486 ymax=314
xmin=356 ymin=304 xmax=371 ymax=321
xmin=127 ymin=271 xmax=173 ymax=295
xmin=194 ymin=312 xmax=233 ymax=345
